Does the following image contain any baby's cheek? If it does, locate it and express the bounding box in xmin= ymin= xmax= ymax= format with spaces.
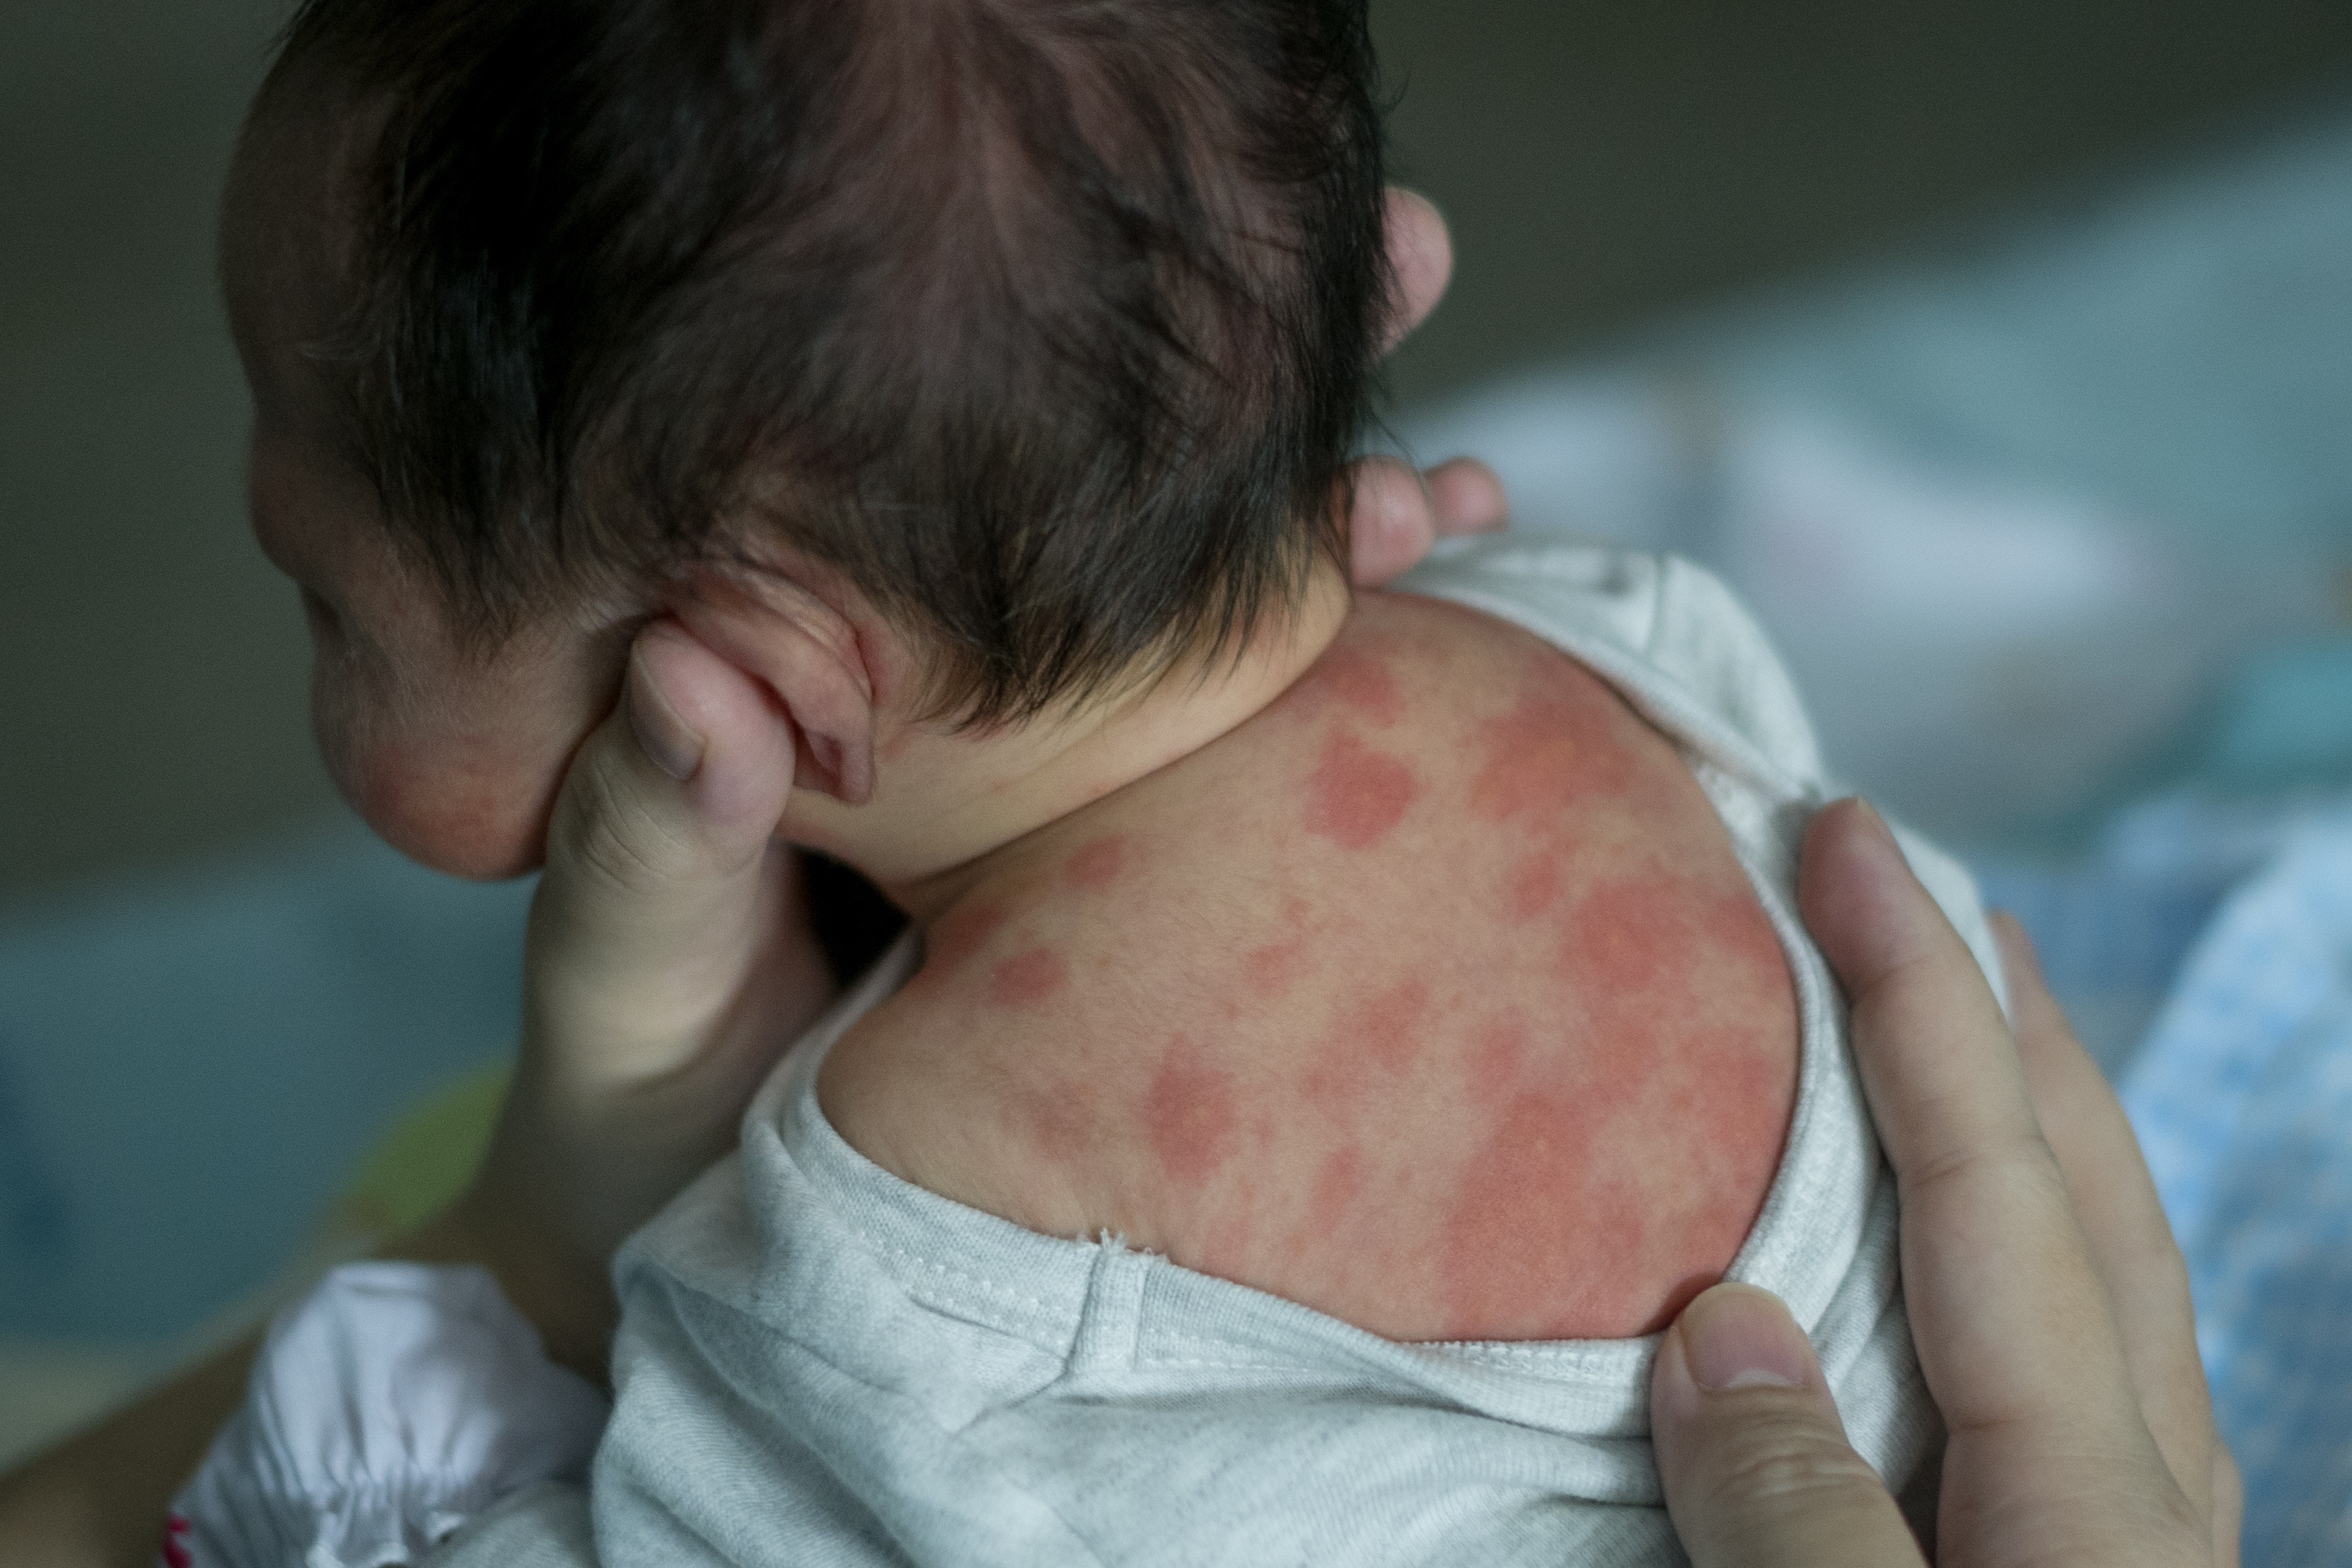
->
xmin=340 ymin=724 xmax=568 ymax=882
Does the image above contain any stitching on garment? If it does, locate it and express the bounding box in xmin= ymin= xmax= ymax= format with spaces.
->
xmin=1415 ymin=1341 xmax=1635 ymax=1368
xmin=857 ymin=1233 xmax=1057 ymax=1318
xmin=1134 ymin=1357 xmax=1319 ymax=1376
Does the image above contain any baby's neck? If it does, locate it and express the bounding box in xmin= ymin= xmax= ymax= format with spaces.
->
xmin=867 ymin=562 xmax=1357 ymax=922
xmin=818 ymin=590 xmax=1802 ymax=1342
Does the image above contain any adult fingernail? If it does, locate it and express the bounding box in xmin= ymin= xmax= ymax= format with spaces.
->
xmin=627 ymin=644 xmax=705 ymax=782
xmin=1990 ymin=910 xmax=2046 ymax=986
xmin=1679 ymin=1284 xmax=1815 ymax=1392
xmin=1850 ymin=797 xmax=1897 ymax=849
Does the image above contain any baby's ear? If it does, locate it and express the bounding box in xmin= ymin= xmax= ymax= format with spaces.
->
xmin=668 ymin=566 xmax=878 ymax=807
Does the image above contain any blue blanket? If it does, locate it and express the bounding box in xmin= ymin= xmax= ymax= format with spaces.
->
xmin=2123 ymin=815 xmax=2352 ymax=1565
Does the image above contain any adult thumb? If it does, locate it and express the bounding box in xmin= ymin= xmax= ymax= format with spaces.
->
xmin=526 ymin=619 xmax=803 ymax=1093
xmin=1650 ymin=1284 xmax=1924 ymax=1568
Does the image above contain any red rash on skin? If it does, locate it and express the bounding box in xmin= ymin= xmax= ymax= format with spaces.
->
xmin=923 ymin=900 xmax=1008 ymax=975
xmin=1468 ymin=680 xmax=1638 ymax=825
xmin=1241 ymin=897 xmax=1316 ymax=999
xmin=987 ymin=946 xmax=1068 ymax=1008
xmin=1507 ymin=849 xmax=1567 ymax=922
xmin=1559 ymin=875 xmax=1683 ymax=999
xmin=1144 ymin=1037 xmax=1241 ymax=1188
xmin=1063 ymin=835 xmax=1128 ymax=890
xmin=1428 ymin=866 xmax=1797 ymax=1337
xmin=1301 ymin=978 xmax=1431 ymax=1107
xmin=830 ymin=608 xmax=1802 ymax=1345
xmin=1298 ymin=644 xmax=1406 ymax=727
xmin=1242 ymin=937 xmax=1306 ymax=999
xmin=1702 ymin=885 xmax=1792 ymax=982
xmin=1442 ymin=1088 xmax=1621 ymax=1334
xmin=1302 ymin=731 xmax=1419 ymax=849
xmin=1468 ymin=1015 xmax=1531 ymax=1107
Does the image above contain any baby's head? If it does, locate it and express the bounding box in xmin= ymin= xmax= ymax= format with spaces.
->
xmin=222 ymin=0 xmax=1420 ymax=885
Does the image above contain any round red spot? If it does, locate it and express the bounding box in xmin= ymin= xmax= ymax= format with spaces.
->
xmin=1303 ymin=732 xmax=1419 ymax=849
xmin=1144 ymin=1038 xmax=1241 ymax=1187
xmin=1064 ymin=835 xmax=1128 ymax=890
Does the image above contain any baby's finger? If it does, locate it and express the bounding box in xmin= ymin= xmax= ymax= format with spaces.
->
xmin=1996 ymin=914 xmax=2214 ymax=1521
xmin=1650 ymin=1284 xmax=1924 ymax=1568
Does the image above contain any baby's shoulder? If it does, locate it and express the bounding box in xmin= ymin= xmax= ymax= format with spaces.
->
xmin=1399 ymin=535 xmax=1829 ymax=792
xmin=825 ymin=593 xmax=1804 ymax=1342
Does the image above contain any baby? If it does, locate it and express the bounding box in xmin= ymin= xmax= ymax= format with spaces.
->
xmin=188 ymin=0 xmax=1999 ymax=1561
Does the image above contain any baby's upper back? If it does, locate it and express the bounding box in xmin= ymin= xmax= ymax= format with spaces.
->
xmin=819 ymin=591 xmax=1797 ymax=1341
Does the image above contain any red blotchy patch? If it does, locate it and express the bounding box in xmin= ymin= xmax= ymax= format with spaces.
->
xmin=1686 ymin=1019 xmax=1797 ymax=1221
xmin=1242 ymin=895 xmax=1316 ymax=999
xmin=1145 ymin=1037 xmax=1241 ymax=1187
xmin=1445 ymin=1090 xmax=1664 ymax=1339
xmin=1468 ymin=677 xmax=1639 ymax=825
xmin=1558 ymin=874 xmax=1685 ymax=999
xmin=1243 ymin=936 xmax=1307 ymax=999
xmin=1508 ymin=849 xmax=1566 ymax=922
xmin=1064 ymin=835 xmax=1128 ymax=890
xmin=924 ymin=900 xmax=1008 ymax=975
xmin=1303 ymin=644 xmax=1406 ymax=727
xmin=1303 ymin=732 xmax=1419 ymax=849
xmin=1304 ymin=978 xmax=1432 ymax=1106
xmin=987 ymin=946 xmax=1068 ymax=1007
xmin=1468 ymin=1014 xmax=1531 ymax=1105
xmin=1701 ymin=886 xmax=1792 ymax=987
xmin=1440 ymin=1088 xmax=1607 ymax=1333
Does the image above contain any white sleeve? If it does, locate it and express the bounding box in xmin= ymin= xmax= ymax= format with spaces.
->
xmin=167 ymin=1262 xmax=609 ymax=1568
xmin=419 ymin=1483 xmax=600 ymax=1568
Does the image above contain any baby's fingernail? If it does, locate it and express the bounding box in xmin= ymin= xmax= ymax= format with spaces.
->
xmin=1679 ymin=1284 xmax=1815 ymax=1392
xmin=628 ymin=644 xmax=705 ymax=782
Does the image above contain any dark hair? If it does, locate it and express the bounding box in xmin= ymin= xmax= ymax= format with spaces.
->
xmin=265 ymin=0 xmax=1389 ymax=723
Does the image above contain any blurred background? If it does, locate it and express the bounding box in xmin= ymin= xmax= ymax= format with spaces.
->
xmin=7 ymin=2 xmax=2352 ymax=1551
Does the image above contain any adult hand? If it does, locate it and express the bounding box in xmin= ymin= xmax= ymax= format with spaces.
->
xmin=1648 ymin=798 xmax=2241 ymax=1567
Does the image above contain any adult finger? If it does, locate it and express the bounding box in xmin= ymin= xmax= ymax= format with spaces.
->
xmin=508 ymin=620 xmax=833 ymax=1253
xmin=2213 ymin=1442 xmax=2244 ymax=1568
xmin=527 ymin=620 xmax=807 ymax=1088
xmin=1650 ymin=1284 xmax=1923 ymax=1568
xmin=1799 ymin=800 xmax=2203 ymax=1564
xmin=1344 ymin=454 xmax=1506 ymax=588
xmin=1995 ymin=914 xmax=2214 ymax=1522
xmin=1381 ymin=187 xmax=1453 ymax=352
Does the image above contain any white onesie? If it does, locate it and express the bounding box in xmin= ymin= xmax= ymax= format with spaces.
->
xmin=177 ymin=538 xmax=2003 ymax=1568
